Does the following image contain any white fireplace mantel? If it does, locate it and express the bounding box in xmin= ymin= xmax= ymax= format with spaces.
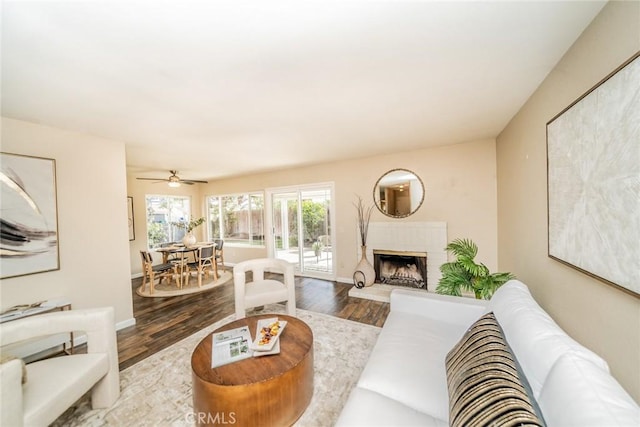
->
xmin=358 ymin=222 xmax=447 ymax=292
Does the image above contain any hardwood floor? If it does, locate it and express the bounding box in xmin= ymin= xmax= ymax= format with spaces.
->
xmin=117 ymin=272 xmax=389 ymax=370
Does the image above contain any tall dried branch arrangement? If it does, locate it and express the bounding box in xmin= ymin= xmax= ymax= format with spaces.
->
xmin=355 ymin=196 xmax=374 ymax=247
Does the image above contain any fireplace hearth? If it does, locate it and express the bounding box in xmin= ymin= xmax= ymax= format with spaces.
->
xmin=373 ymin=250 xmax=427 ymax=289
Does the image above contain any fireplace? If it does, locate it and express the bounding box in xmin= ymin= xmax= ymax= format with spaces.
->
xmin=373 ymin=250 xmax=427 ymax=289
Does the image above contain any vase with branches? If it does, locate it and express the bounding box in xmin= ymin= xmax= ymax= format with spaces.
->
xmin=172 ymin=217 xmax=205 ymax=247
xmin=355 ymin=196 xmax=373 ymax=247
xmin=354 ymin=196 xmax=375 ymax=288
xmin=436 ymin=238 xmax=515 ymax=299
xmin=172 ymin=217 xmax=205 ymax=233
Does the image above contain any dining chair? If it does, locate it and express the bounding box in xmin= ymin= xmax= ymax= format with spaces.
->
xmin=169 ymin=246 xmax=195 ymax=289
xmin=139 ymin=251 xmax=176 ymax=294
xmin=233 ymin=258 xmax=296 ymax=319
xmin=185 ymin=245 xmax=217 ymax=287
xmin=214 ymin=239 xmax=225 ymax=272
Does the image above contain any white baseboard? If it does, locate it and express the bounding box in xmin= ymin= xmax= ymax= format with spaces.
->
xmin=336 ymin=276 xmax=354 ymax=285
xmin=117 ymin=317 xmax=136 ymax=330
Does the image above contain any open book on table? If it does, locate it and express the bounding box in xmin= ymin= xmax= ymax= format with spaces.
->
xmin=211 ymin=326 xmax=252 ymax=368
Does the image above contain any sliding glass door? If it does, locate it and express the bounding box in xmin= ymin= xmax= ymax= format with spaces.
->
xmin=266 ymin=184 xmax=335 ymax=279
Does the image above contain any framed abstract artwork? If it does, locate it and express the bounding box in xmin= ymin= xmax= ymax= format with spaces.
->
xmin=546 ymin=52 xmax=640 ymax=298
xmin=0 ymin=152 xmax=60 ymax=279
xmin=128 ymin=196 xmax=135 ymax=241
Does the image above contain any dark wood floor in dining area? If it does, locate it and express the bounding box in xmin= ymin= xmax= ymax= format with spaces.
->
xmin=117 ymin=272 xmax=390 ymax=370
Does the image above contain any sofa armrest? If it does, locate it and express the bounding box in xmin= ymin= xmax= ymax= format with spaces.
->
xmin=390 ymin=289 xmax=488 ymax=327
xmin=1 ymin=358 xmax=24 ymax=427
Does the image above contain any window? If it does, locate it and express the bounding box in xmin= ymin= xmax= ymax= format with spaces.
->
xmin=206 ymin=193 xmax=264 ymax=246
xmin=145 ymin=195 xmax=191 ymax=249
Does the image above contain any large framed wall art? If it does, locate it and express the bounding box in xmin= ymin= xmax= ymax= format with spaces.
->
xmin=546 ymin=52 xmax=640 ymax=298
xmin=0 ymin=152 xmax=60 ymax=279
xmin=128 ymin=196 xmax=135 ymax=241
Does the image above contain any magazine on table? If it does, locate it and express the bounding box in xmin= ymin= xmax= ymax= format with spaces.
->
xmin=211 ymin=325 xmax=252 ymax=368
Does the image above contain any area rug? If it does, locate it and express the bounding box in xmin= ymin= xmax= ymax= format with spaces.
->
xmin=136 ymin=271 xmax=232 ymax=297
xmin=53 ymin=306 xmax=381 ymax=426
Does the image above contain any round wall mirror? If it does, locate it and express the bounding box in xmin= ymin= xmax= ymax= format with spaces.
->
xmin=373 ymin=168 xmax=425 ymax=218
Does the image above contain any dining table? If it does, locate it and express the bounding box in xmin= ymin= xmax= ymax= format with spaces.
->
xmin=155 ymin=244 xmax=204 ymax=288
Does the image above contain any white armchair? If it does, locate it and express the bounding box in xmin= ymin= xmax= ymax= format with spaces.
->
xmin=233 ymin=258 xmax=296 ymax=319
xmin=0 ymin=307 xmax=120 ymax=427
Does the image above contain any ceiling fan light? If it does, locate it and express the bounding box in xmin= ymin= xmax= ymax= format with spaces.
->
xmin=168 ymin=181 xmax=181 ymax=188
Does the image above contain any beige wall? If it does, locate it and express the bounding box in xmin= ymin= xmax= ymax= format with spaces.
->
xmin=497 ymin=1 xmax=640 ymax=401
xmin=0 ymin=117 xmax=134 ymax=326
xmin=188 ymin=138 xmax=499 ymax=281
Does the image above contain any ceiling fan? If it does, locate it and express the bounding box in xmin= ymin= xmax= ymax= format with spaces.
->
xmin=136 ymin=170 xmax=208 ymax=187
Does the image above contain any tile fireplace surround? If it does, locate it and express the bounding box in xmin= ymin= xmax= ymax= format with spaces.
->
xmin=351 ymin=222 xmax=447 ymax=302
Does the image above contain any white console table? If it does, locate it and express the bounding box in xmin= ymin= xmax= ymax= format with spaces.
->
xmin=1 ymin=297 xmax=74 ymax=358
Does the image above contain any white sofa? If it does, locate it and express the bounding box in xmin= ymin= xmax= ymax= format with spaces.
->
xmin=0 ymin=307 xmax=120 ymax=427
xmin=336 ymin=280 xmax=640 ymax=426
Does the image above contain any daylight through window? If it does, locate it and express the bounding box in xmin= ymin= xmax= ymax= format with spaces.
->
xmin=145 ymin=195 xmax=191 ymax=249
xmin=206 ymin=193 xmax=264 ymax=246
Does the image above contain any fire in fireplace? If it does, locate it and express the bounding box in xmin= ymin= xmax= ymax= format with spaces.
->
xmin=373 ymin=250 xmax=427 ymax=289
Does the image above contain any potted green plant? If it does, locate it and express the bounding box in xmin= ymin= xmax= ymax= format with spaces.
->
xmin=312 ymin=240 xmax=323 ymax=257
xmin=436 ymin=238 xmax=514 ymax=300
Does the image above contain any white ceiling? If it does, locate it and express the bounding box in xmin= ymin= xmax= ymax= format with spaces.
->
xmin=1 ymin=1 xmax=606 ymax=182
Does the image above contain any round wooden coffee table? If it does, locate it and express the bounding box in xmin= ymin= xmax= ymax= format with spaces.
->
xmin=191 ymin=314 xmax=314 ymax=427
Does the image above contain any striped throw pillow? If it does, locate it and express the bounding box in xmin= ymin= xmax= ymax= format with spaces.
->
xmin=445 ymin=312 xmax=545 ymax=427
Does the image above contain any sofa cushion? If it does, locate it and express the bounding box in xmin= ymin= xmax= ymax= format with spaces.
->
xmin=489 ymin=280 xmax=609 ymax=398
xmin=356 ymin=310 xmax=470 ymax=421
xmin=538 ymin=352 xmax=640 ymax=426
xmin=335 ymin=387 xmax=447 ymax=427
xmin=244 ymin=279 xmax=289 ymax=307
xmin=445 ymin=312 xmax=545 ymax=427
